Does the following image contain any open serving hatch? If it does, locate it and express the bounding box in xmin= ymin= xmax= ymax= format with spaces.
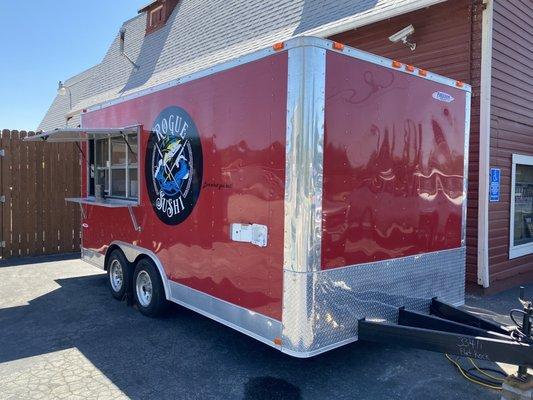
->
xmin=25 ymin=125 xmax=142 ymax=231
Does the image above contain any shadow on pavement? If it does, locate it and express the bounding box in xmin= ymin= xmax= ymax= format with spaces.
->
xmin=0 ymin=271 xmax=510 ymax=400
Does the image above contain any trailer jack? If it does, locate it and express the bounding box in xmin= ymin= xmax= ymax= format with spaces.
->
xmin=358 ymin=289 xmax=533 ymax=373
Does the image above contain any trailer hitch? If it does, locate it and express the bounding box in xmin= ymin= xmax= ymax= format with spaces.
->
xmin=358 ymin=290 xmax=533 ymax=370
xmin=516 ymin=286 xmax=533 ymax=379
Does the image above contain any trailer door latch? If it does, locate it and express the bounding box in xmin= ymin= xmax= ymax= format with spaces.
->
xmin=231 ymin=223 xmax=268 ymax=247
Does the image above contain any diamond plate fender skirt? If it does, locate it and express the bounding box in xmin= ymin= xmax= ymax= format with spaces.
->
xmin=281 ymin=247 xmax=466 ymax=357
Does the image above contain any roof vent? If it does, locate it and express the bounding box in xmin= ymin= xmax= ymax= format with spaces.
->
xmin=138 ymin=0 xmax=179 ymax=34
xmin=119 ymin=28 xmax=140 ymax=70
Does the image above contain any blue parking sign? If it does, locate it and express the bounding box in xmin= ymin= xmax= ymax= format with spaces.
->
xmin=490 ymin=168 xmax=500 ymax=202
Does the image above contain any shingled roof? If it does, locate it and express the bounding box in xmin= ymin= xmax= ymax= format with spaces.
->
xmin=38 ymin=0 xmax=445 ymax=131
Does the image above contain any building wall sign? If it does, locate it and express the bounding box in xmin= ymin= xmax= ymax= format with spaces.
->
xmin=490 ymin=168 xmax=500 ymax=202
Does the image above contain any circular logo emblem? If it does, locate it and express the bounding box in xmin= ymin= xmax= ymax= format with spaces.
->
xmin=145 ymin=106 xmax=203 ymax=225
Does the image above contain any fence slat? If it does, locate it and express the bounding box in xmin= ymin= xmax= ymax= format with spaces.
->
xmin=11 ymin=131 xmax=22 ymax=257
xmin=72 ymin=149 xmax=81 ymax=251
xmin=59 ymin=143 xmax=69 ymax=253
xmin=25 ymin=137 xmax=37 ymax=256
xmin=35 ymin=139 xmax=44 ymax=256
xmin=20 ymin=131 xmax=30 ymax=256
xmin=66 ymin=146 xmax=80 ymax=252
xmin=42 ymin=140 xmax=53 ymax=254
xmin=1 ymin=131 xmax=12 ymax=258
xmin=49 ymin=142 xmax=59 ymax=254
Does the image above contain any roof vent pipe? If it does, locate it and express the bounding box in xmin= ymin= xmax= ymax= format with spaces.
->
xmin=119 ymin=28 xmax=140 ymax=70
xmin=119 ymin=28 xmax=126 ymax=55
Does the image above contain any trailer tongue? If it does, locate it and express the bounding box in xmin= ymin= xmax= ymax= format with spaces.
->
xmin=359 ymin=293 xmax=532 ymax=371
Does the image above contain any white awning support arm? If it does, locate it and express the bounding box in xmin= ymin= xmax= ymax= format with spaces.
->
xmin=74 ymin=141 xmax=86 ymax=162
xmin=24 ymin=125 xmax=141 ymax=142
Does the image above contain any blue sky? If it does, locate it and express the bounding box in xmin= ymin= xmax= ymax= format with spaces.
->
xmin=0 ymin=1 xmax=147 ymax=131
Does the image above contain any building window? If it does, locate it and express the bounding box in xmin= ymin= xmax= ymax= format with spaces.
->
xmin=91 ymin=134 xmax=138 ymax=200
xmin=510 ymin=154 xmax=533 ymax=258
xmin=149 ymin=5 xmax=164 ymax=29
xmin=140 ymin=0 xmax=179 ymax=34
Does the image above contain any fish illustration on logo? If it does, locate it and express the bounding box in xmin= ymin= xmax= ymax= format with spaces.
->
xmin=146 ymin=106 xmax=203 ymax=225
xmin=154 ymin=138 xmax=190 ymax=196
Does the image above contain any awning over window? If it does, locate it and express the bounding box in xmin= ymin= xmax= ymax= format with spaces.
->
xmin=24 ymin=125 xmax=140 ymax=142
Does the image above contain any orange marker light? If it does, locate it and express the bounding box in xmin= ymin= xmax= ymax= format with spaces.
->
xmin=406 ymin=65 xmax=415 ymax=73
xmin=274 ymin=337 xmax=282 ymax=346
xmin=333 ymin=42 xmax=344 ymax=51
xmin=392 ymin=60 xmax=403 ymax=69
xmin=273 ymin=42 xmax=284 ymax=51
xmin=455 ymin=80 xmax=464 ymax=88
xmin=418 ymin=69 xmax=428 ymax=77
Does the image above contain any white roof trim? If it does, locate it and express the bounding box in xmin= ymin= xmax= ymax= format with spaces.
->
xmin=308 ymin=0 xmax=448 ymax=38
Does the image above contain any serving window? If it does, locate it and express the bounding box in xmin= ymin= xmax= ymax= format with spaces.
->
xmin=510 ymin=154 xmax=533 ymax=258
xmin=90 ymin=133 xmax=139 ymax=200
xmin=24 ymin=126 xmax=142 ymax=221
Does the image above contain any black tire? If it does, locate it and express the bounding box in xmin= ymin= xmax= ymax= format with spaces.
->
xmin=106 ymin=249 xmax=131 ymax=300
xmin=133 ymin=258 xmax=167 ymax=317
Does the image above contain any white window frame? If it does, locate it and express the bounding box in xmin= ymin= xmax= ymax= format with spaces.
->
xmin=149 ymin=5 xmax=164 ymax=27
xmin=89 ymin=133 xmax=140 ymax=202
xmin=509 ymin=153 xmax=533 ymax=258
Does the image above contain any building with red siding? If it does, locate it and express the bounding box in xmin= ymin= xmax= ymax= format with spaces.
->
xmin=39 ymin=0 xmax=532 ymax=292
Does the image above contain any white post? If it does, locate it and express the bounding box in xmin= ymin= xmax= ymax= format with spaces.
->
xmin=477 ymin=0 xmax=494 ymax=288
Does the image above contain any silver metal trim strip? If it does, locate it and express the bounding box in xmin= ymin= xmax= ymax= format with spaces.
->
xmin=85 ymin=45 xmax=279 ymax=113
xmin=462 ymin=91 xmax=472 ymax=246
xmin=282 ymin=337 xmax=358 ymax=358
xmin=84 ymin=37 xmax=470 ymax=115
xmin=283 ymin=45 xmax=326 ymax=274
xmin=282 ymin=45 xmax=326 ymax=356
xmin=168 ymin=280 xmax=282 ymax=350
xmin=81 ymin=247 xmax=105 ymax=270
xmin=67 ymin=197 xmax=138 ymax=208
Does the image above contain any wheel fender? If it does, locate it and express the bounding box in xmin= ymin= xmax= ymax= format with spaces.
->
xmin=106 ymin=241 xmax=171 ymax=300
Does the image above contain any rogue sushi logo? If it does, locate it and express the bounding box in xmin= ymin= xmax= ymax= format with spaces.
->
xmin=145 ymin=106 xmax=203 ymax=225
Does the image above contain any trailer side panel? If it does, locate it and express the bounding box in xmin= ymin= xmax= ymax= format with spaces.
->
xmin=322 ymin=51 xmax=467 ymax=269
xmin=81 ymin=53 xmax=288 ymax=320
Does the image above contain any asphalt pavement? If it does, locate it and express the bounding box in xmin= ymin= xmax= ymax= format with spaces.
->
xmin=0 ymin=256 xmax=529 ymax=399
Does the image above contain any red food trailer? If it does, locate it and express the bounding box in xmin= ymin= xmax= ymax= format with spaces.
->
xmin=28 ymin=36 xmax=478 ymax=358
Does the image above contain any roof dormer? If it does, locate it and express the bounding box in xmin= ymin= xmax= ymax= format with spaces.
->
xmin=138 ymin=0 xmax=179 ymax=34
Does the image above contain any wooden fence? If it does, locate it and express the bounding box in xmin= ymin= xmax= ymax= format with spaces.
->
xmin=0 ymin=130 xmax=81 ymax=260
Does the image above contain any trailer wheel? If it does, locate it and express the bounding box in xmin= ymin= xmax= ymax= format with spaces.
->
xmin=106 ymin=249 xmax=130 ymax=301
xmin=133 ymin=258 xmax=167 ymax=317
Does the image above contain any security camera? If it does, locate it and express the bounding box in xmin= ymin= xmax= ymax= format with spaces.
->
xmin=388 ymin=25 xmax=416 ymax=51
